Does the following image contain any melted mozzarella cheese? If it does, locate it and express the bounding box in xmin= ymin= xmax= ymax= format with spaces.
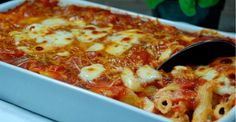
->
xmin=137 ymin=65 xmax=162 ymax=83
xmin=16 ymin=46 xmax=31 ymax=53
xmin=180 ymin=35 xmax=195 ymax=42
xmin=214 ymin=74 xmax=234 ymax=95
xmin=86 ymin=43 xmax=104 ymax=51
xmin=171 ymin=66 xmax=188 ymax=76
xmin=170 ymin=66 xmax=194 ymax=79
xmin=11 ymin=30 xmax=74 ymax=52
xmin=21 ymin=30 xmax=73 ymax=52
xmin=228 ymin=57 xmax=236 ymax=66
xmin=25 ymin=18 xmax=70 ymax=34
xmin=79 ymin=64 xmax=105 ymax=81
xmin=195 ymin=66 xmax=234 ymax=95
xmin=121 ymin=67 xmax=142 ymax=91
xmin=159 ymin=48 xmax=172 ymax=61
xmin=143 ymin=97 xmax=155 ymax=112
xmin=57 ymin=51 xmax=70 ymax=57
xmin=105 ymin=29 xmax=144 ymax=56
xmin=195 ymin=66 xmax=218 ymax=81
xmin=41 ymin=18 xmax=86 ymax=28
xmin=25 ymin=23 xmax=45 ymax=33
xmin=72 ymin=25 xmax=111 ymax=42
xmin=41 ymin=18 xmax=68 ymax=27
xmin=10 ymin=17 xmax=87 ymax=53
xmin=217 ymin=86 xmax=235 ymax=95
xmin=44 ymin=31 xmax=73 ymax=46
xmin=109 ymin=29 xmax=143 ymax=44
xmin=10 ymin=31 xmax=28 ymax=45
xmin=105 ymin=43 xmax=132 ymax=56
xmin=11 ymin=18 xmax=147 ymax=56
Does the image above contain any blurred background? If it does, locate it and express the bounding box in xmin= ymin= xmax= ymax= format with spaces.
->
xmin=87 ymin=0 xmax=235 ymax=32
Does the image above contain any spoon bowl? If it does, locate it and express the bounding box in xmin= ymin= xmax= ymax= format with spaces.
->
xmin=158 ymin=40 xmax=236 ymax=72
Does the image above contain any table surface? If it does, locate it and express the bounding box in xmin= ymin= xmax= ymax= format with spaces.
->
xmin=0 ymin=100 xmax=52 ymax=122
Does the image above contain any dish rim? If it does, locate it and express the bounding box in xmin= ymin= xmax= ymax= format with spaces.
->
xmin=0 ymin=0 xmax=235 ymax=122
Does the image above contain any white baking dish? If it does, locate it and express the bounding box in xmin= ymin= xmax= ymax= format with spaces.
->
xmin=0 ymin=0 xmax=235 ymax=122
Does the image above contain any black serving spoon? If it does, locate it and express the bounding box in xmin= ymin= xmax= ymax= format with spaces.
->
xmin=158 ymin=40 xmax=236 ymax=72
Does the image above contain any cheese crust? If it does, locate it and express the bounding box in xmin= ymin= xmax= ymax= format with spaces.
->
xmin=0 ymin=1 xmax=235 ymax=122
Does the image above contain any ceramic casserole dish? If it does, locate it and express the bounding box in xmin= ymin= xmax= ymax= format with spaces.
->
xmin=0 ymin=0 xmax=235 ymax=122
